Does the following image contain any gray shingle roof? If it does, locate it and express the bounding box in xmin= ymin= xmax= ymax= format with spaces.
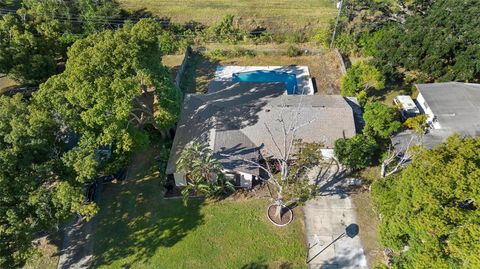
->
xmin=166 ymin=81 xmax=357 ymax=175
xmin=417 ymin=82 xmax=480 ymax=136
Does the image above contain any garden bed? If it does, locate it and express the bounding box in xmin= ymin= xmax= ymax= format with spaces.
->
xmin=267 ymin=204 xmax=293 ymax=226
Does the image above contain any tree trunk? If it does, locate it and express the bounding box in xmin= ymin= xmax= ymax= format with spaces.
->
xmin=380 ymin=162 xmax=386 ymax=178
xmin=160 ymin=130 xmax=167 ymax=140
xmin=280 ymin=160 xmax=288 ymax=182
xmin=275 ymin=199 xmax=284 ymax=220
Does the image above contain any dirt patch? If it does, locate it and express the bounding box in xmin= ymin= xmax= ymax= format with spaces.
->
xmin=23 ymin=234 xmax=61 ymax=269
xmin=267 ymin=204 xmax=293 ymax=226
xmin=0 ymin=75 xmax=19 ymax=95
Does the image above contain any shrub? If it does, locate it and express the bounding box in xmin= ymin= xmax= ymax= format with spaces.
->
xmin=363 ymin=102 xmax=402 ymax=139
xmin=334 ymin=32 xmax=356 ymax=55
xmin=207 ymin=48 xmax=256 ymax=59
xmin=158 ymin=31 xmax=180 ymax=54
xmin=204 ymin=14 xmax=245 ymax=43
xmin=340 ymin=61 xmax=385 ymax=97
xmin=404 ymin=114 xmax=427 ymax=133
xmin=311 ymin=28 xmax=330 ymax=47
xmin=287 ymin=45 xmax=302 ymax=57
xmin=334 ymin=135 xmax=378 ymax=170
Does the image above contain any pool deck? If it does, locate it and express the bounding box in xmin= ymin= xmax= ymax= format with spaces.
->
xmin=215 ymin=66 xmax=315 ymax=95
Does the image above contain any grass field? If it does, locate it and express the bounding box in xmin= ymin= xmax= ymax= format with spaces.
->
xmin=119 ymin=0 xmax=337 ymax=34
xmin=92 ymin=143 xmax=307 ymax=269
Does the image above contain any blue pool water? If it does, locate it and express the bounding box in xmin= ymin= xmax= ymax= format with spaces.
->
xmin=232 ymin=70 xmax=298 ymax=94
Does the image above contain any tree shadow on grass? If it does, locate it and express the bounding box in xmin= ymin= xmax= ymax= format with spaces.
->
xmin=180 ymin=52 xmax=219 ymax=94
xmin=92 ymin=178 xmax=205 ymax=268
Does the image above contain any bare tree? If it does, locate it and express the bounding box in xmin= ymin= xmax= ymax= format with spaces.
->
xmin=218 ymin=95 xmax=322 ymax=223
xmin=381 ymin=135 xmax=419 ymax=178
xmin=263 ymin=95 xmax=321 ymax=217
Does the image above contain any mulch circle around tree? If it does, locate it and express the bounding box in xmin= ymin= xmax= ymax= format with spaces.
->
xmin=267 ymin=204 xmax=293 ymax=227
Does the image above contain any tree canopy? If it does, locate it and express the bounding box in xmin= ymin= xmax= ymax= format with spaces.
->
xmin=338 ymin=0 xmax=480 ymax=82
xmin=372 ymin=135 xmax=480 ymax=268
xmin=177 ymin=142 xmax=234 ymax=204
xmin=0 ymin=10 xmax=63 ymax=84
xmin=0 ymin=0 xmax=121 ymax=84
xmin=334 ymin=135 xmax=378 ymax=170
xmin=0 ymin=94 xmax=96 ymax=268
xmin=340 ymin=61 xmax=385 ymax=102
xmin=363 ymin=102 xmax=402 ymax=139
xmin=0 ymin=18 xmax=182 ymax=266
xmin=34 ymin=18 xmax=182 ymax=182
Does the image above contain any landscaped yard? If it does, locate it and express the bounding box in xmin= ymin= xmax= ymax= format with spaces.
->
xmin=119 ymin=0 xmax=336 ymax=34
xmin=92 ymin=144 xmax=307 ymax=269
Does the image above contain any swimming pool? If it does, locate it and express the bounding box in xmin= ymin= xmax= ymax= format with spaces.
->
xmin=232 ymin=70 xmax=298 ymax=94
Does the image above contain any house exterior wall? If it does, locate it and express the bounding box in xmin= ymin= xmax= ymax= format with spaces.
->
xmin=417 ymin=93 xmax=441 ymax=129
xmin=173 ymin=170 xmax=253 ymax=188
xmin=238 ymin=171 xmax=253 ymax=188
xmin=173 ymin=172 xmax=187 ymax=186
xmin=321 ymin=148 xmax=335 ymax=159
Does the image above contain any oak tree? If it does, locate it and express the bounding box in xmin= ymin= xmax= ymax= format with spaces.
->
xmin=372 ymin=135 xmax=480 ymax=268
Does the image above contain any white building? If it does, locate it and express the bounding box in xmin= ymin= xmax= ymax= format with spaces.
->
xmin=392 ymin=82 xmax=480 ymax=151
xmin=416 ymin=82 xmax=480 ymax=135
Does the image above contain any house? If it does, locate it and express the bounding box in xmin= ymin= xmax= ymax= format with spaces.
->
xmin=392 ymin=82 xmax=480 ymax=150
xmin=166 ymin=80 xmax=358 ymax=188
xmin=416 ymin=82 xmax=480 ymax=135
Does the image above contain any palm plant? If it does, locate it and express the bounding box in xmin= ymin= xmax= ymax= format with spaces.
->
xmin=177 ymin=142 xmax=234 ymax=204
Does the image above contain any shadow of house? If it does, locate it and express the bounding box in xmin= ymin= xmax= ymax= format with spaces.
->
xmin=92 ymin=185 xmax=204 ymax=267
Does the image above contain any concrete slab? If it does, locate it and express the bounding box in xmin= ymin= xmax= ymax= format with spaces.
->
xmin=215 ymin=65 xmax=315 ymax=95
xmin=304 ymin=164 xmax=368 ymax=269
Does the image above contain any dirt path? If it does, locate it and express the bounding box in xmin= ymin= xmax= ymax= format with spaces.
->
xmin=56 ymin=216 xmax=95 ymax=269
xmin=56 ymin=145 xmax=157 ymax=269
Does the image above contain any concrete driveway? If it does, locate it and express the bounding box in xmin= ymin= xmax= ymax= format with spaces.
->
xmin=304 ymin=162 xmax=368 ymax=269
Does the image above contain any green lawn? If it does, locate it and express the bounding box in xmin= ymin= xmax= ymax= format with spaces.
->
xmin=119 ymin=0 xmax=336 ymax=33
xmin=92 ymin=145 xmax=307 ymax=269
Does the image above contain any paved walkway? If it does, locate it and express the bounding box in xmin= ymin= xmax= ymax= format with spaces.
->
xmin=304 ymin=163 xmax=368 ymax=269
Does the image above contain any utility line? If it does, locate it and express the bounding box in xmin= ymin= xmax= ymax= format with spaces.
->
xmin=0 ymin=9 xmax=307 ymax=38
